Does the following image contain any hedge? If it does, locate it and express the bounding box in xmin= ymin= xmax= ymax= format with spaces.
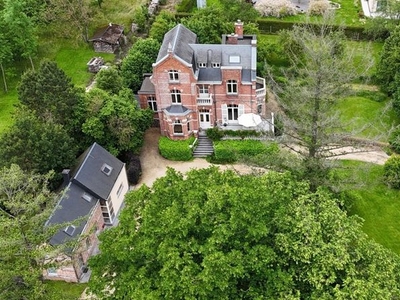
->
xmin=174 ymin=13 xmax=371 ymax=41
xmin=158 ymin=136 xmax=195 ymax=161
xmin=212 ymin=140 xmax=279 ymax=163
xmin=206 ymin=127 xmax=263 ymax=141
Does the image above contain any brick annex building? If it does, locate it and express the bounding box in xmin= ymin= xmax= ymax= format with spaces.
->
xmin=138 ymin=20 xmax=268 ymax=140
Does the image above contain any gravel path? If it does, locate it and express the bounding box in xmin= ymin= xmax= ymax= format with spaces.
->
xmin=136 ymin=128 xmax=390 ymax=188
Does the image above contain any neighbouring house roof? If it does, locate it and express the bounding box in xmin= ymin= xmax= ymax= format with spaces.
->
xmin=46 ymin=142 xmax=125 ymax=246
xmin=156 ymin=24 xmax=197 ymax=65
xmin=164 ymin=105 xmax=191 ymax=116
xmin=138 ymin=74 xmax=155 ymax=94
xmin=71 ymin=143 xmax=124 ymax=200
xmin=89 ymin=23 xmax=124 ymax=45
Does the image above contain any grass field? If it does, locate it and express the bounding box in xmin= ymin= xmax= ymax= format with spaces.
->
xmin=45 ymin=281 xmax=87 ymax=300
xmin=342 ymin=161 xmax=400 ymax=255
xmin=337 ymin=95 xmax=398 ymax=141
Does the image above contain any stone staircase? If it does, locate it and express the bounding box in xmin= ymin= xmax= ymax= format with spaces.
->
xmin=193 ymin=134 xmax=214 ymax=158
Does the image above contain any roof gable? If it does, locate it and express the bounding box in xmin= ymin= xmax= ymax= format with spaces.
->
xmin=156 ymin=24 xmax=197 ymax=65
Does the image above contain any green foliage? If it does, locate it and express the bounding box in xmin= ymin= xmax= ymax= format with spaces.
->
xmin=0 ymin=164 xmax=62 ymax=299
xmin=158 ymin=136 xmax=194 ymax=161
xmin=212 ymin=140 xmax=278 ymax=163
xmin=44 ymin=281 xmax=88 ymax=300
xmin=81 ymin=88 xmax=153 ymax=155
xmin=206 ymin=127 xmax=263 ymax=141
xmin=120 ymin=38 xmax=160 ymax=93
xmin=149 ymin=11 xmax=177 ymax=43
xmin=176 ymin=0 xmax=196 ymax=13
xmin=95 ymin=66 xmax=123 ymax=95
xmin=89 ymin=168 xmax=400 ymax=299
xmin=181 ymin=7 xmax=232 ymax=44
xmin=377 ymin=26 xmax=400 ymax=95
xmin=389 ymin=127 xmax=400 ymax=153
xmin=18 ymin=60 xmax=83 ymax=135
xmin=0 ymin=109 xmax=77 ymax=175
xmin=133 ymin=5 xmax=149 ymax=32
xmin=384 ymin=155 xmax=400 ymax=189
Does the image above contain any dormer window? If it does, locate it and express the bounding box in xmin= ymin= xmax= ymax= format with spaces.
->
xmin=64 ymin=225 xmax=76 ymax=236
xmin=82 ymin=192 xmax=92 ymax=202
xmin=169 ymin=70 xmax=179 ymax=82
xmin=101 ymin=163 xmax=113 ymax=176
xmin=212 ymin=63 xmax=220 ymax=68
xmin=198 ymin=62 xmax=206 ymax=68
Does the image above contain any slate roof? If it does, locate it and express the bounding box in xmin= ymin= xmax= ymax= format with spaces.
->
xmin=47 ymin=142 xmax=125 ymax=246
xmin=164 ymin=105 xmax=191 ymax=115
xmin=47 ymin=183 xmax=97 ymax=246
xmin=89 ymin=23 xmax=124 ymax=44
xmin=71 ymin=143 xmax=124 ymax=200
xmin=138 ymin=74 xmax=155 ymax=94
xmin=156 ymin=24 xmax=197 ymax=65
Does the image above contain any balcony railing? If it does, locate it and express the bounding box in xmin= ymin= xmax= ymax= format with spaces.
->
xmin=256 ymin=77 xmax=266 ymax=100
xmin=197 ymin=93 xmax=213 ymax=105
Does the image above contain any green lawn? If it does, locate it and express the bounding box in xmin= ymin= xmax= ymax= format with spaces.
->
xmin=336 ymin=95 xmax=398 ymax=141
xmin=343 ymin=161 xmax=400 ymax=255
xmin=45 ymin=281 xmax=87 ymax=300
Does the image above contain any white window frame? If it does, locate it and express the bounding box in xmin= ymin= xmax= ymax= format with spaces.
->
xmin=47 ymin=268 xmax=58 ymax=277
xmin=212 ymin=62 xmax=220 ymax=68
xmin=227 ymin=80 xmax=238 ymax=94
xmin=173 ymin=120 xmax=183 ymax=135
xmin=198 ymin=84 xmax=208 ymax=95
xmin=168 ymin=70 xmax=179 ymax=82
xmin=171 ymin=89 xmax=182 ymax=104
xmin=147 ymin=96 xmax=157 ymax=111
xmin=101 ymin=163 xmax=113 ymax=176
xmin=198 ymin=62 xmax=206 ymax=68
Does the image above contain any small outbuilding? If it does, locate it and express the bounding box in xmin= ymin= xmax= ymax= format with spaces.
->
xmin=89 ymin=23 xmax=125 ymax=53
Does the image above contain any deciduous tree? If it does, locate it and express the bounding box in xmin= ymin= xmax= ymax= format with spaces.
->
xmin=120 ymin=38 xmax=160 ymax=93
xmin=0 ymin=164 xmax=62 ymax=299
xmin=81 ymin=88 xmax=153 ymax=155
xmin=88 ymin=167 xmax=400 ymax=299
xmin=267 ymin=20 xmax=373 ymax=190
xmin=95 ymin=66 xmax=123 ymax=95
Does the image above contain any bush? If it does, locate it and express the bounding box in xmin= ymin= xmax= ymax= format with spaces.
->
xmin=211 ymin=140 xmax=279 ymax=163
xmin=206 ymin=127 xmax=225 ymax=141
xmin=254 ymin=0 xmax=297 ymax=18
xmin=158 ymin=137 xmax=195 ymax=161
xmin=176 ymin=0 xmax=196 ymax=12
xmin=383 ymin=155 xmax=400 ymax=189
xmin=389 ymin=127 xmax=400 ymax=153
xmin=308 ymin=0 xmax=329 ymax=15
xmin=206 ymin=127 xmax=263 ymax=141
xmin=127 ymin=155 xmax=142 ymax=185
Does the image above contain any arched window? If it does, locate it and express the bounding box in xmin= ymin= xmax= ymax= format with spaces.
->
xmin=227 ymin=80 xmax=237 ymax=94
xmin=171 ymin=89 xmax=181 ymax=104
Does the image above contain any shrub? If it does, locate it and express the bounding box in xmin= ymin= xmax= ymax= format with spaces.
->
xmin=254 ymin=0 xmax=297 ymax=18
xmin=206 ymin=127 xmax=224 ymax=141
xmin=383 ymin=155 xmax=400 ymax=189
xmin=212 ymin=140 xmax=279 ymax=163
xmin=389 ymin=127 xmax=400 ymax=153
xmin=127 ymin=155 xmax=142 ymax=185
xmin=176 ymin=0 xmax=196 ymax=12
xmin=158 ymin=137 xmax=195 ymax=161
xmin=308 ymin=0 xmax=329 ymax=15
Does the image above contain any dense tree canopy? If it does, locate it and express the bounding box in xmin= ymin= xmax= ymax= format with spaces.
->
xmin=0 ymin=109 xmax=77 ymax=175
xmin=121 ymin=38 xmax=160 ymax=93
xmin=89 ymin=167 xmax=400 ymax=299
xmin=18 ymin=60 xmax=83 ymax=135
xmin=0 ymin=164 xmax=62 ymax=299
xmin=81 ymin=88 xmax=153 ymax=155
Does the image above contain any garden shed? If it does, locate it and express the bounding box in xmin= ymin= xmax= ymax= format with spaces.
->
xmin=89 ymin=23 xmax=125 ymax=53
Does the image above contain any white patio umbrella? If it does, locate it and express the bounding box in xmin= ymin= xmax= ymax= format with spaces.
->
xmin=238 ymin=113 xmax=262 ymax=127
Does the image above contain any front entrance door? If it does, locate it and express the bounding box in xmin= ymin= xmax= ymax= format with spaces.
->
xmin=199 ymin=110 xmax=211 ymax=129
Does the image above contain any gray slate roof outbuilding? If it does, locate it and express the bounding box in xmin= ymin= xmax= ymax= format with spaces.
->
xmin=46 ymin=143 xmax=125 ymax=246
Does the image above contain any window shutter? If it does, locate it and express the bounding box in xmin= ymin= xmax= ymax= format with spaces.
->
xmin=221 ymin=104 xmax=228 ymax=122
xmin=238 ymin=104 xmax=244 ymax=117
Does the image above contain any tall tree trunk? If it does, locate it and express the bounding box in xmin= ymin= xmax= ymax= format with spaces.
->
xmin=0 ymin=63 xmax=7 ymax=93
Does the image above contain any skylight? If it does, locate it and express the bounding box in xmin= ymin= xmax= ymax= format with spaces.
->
xmin=101 ymin=163 xmax=113 ymax=176
xmin=64 ymin=225 xmax=76 ymax=236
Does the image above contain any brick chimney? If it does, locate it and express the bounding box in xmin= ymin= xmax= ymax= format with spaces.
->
xmin=226 ymin=33 xmax=238 ymax=45
xmin=235 ymin=20 xmax=243 ymax=38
